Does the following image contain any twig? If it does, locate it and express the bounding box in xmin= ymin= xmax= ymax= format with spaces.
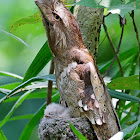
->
xmin=127 ymin=133 xmax=140 ymax=140
xmin=130 ymin=10 xmax=140 ymax=87
xmin=103 ymin=16 xmax=124 ymax=77
xmin=104 ymin=12 xmax=111 ymax=18
xmin=47 ymin=60 xmax=54 ymax=105
xmin=98 ymin=35 xmax=107 ymax=48
xmin=136 ymin=98 xmax=140 ymax=121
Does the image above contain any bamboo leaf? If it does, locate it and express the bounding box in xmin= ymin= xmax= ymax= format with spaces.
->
xmin=109 ymin=119 xmax=140 ymax=140
xmin=68 ymin=122 xmax=87 ymax=140
xmin=0 ymin=89 xmax=34 ymax=128
xmin=0 ymin=89 xmax=11 ymax=95
xmin=11 ymin=74 xmax=55 ymax=94
xmin=9 ymin=114 xmax=34 ymax=121
xmin=108 ymin=89 xmax=139 ymax=103
xmin=0 ymin=71 xmax=23 ymax=80
xmin=0 ymin=129 xmax=7 ymax=140
xmin=0 ymin=76 xmax=55 ymax=104
xmin=23 ymin=41 xmax=53 ymax=82
xmin=99 ymin=47 xmax=138 ymax=74
xmin=0 ymin=82 xmax=21 ymax=90
xmin=19 ymin=93 xmax=59 ymax=140
xmin=4 ymin=88 xmax=58 ymax=103
xmin=0 ymin=28 xmax=30 ymax=48
xmin=19 ymin=102 xmax=46 ymax=140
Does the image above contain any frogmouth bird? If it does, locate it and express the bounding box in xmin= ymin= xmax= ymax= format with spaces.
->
xmin=35 ymin=0 xmax=121 ymax=139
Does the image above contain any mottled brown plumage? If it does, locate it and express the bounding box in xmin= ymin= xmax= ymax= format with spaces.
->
xmin=35 ymin=0 xmax=121 ymax=139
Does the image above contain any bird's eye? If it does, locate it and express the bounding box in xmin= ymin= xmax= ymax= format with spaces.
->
xmin=49 ymin=112 xmax=53 ymax=115
xmin=52 ymin=12 xmax=61 ymax=21
xmin=55 ymin=14 xmax=60 ymax=20
xmin=56 ymin=1 xmax=59 ymax=5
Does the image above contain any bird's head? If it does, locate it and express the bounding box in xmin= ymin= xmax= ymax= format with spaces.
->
xmin=35 ymin=0 xmax=84 ymax=57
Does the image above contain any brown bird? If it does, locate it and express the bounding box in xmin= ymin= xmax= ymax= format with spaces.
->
xmin=35 ymin=0 xmax=121 ymax=139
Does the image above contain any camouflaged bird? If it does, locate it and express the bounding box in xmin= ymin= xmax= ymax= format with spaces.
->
xmin=35 ymin=0 xmax=121 ymax=139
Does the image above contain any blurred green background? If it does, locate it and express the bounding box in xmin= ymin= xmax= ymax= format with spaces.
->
xmin=0 ymin=0 xmax=51 ymax=85
xmin=0 ymin=0 xmax=140 ymax=140
xmin=0 ymin=0 xmax=48 ymax=140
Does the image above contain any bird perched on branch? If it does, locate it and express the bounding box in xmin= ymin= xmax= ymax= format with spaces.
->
xmin=35 ymin=0 xmax=121 ymax=139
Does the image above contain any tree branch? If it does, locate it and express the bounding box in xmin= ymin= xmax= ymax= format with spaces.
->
xmin=103 ymin=16 xmax=124 ymax=77
xmin=47 ymin=60 xmax=54 ymax=105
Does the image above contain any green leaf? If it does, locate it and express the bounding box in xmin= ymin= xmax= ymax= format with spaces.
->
xmin=75 ymin=0 xmax=104 ymax=8
xmin=0 ymin=82 xmax=21 ymax=90
xmin=23 ymin=81 xmax=52 ymax=91
xmin=11 ymin=74 xmax=55 ymax=94
xmin=108 ymin=3 xmax=136 ymax=17
xmin=128 ymin=0 xmax=140 ymax=9
xmin=119 ymin=47 xmax=138 ymax=61
xmin=0 ymin=90 xmax=34 ymax=128
xmin=0 ymin=128 xmax=7 ymax=140
xmin=0 ymin=88 xmax=11 ymax=95
xmin=4 ymin=88 xmax=58 ymax=103
xmin=109 ymin=119 xmax=140 ymax=140
xmin=9 ymin=114 xmax=34 ymax=121
xmin=19 ymin=93 xmax=59 ymax=140
xmin=19 ymin=102 xmax=46 ymax=140
xmin=10 ymin=12 xmax=41 ymax=33
xmin=107 ymin=75 xmax=140 ymax=90
xmin=68 ymin=122 xmax=87 ymax=140
xmin=63 ymin=0 xmax=75 ymax=8
xmin=110 ymin=0 xmax=123 ymax=6
xmin=0 ymin=74 xmax=55 ymax=104
xmin=23 ymin=41 xmax=53 ymax=82
xmin=0 ymin=71 xmax=23 ymax=80
xmin=99 ymin=47 xmax=138 ymax=74
xmin=0 ymin=28 xmax=30 ymax=49
xmin=129 ymin=52 xmax=138 ymax=76
xmin=108 ymin=89 xmax=140 ymax=103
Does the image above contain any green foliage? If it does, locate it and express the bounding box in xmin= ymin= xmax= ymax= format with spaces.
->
xmin=108 ymin=75 xmax=140 ymax=90
xmin=75 ymin=0 xmax=140 ymax=17
xmin=0 ymin=71 xmax=23 ymax=80
xmin=19 ymin=102 xmax=46 ymax=140
xmin=108 ymin=3 xmax=136 ymax=17
xmin=0 ymin=28 xmax=30 ymax=49
xmin=68 ymin=122 xmax=87 ymax=140
xmin=109 ymin=119 xmax=140 ymax=140
xmin=69 ymin=119 xmax=140 ymax=140
xmin=75 ymin=0 xmax=103 ymax=8
xmin=0 ymin=129 xmax=7 ymax=140
xmin=0 ymin=90 xmax=34 ymax=128
xmin=108 ymin=89 xmax=139 ymax=103
xmin=23 ymin=41 xmax=53 ymax=82
xmin=0 ymin=0 xmax=140 ymax=140
xmin=10 ymin=12 xmax=41 ymax=33
xmin=20 ymin=92 xmax=59 ymax=140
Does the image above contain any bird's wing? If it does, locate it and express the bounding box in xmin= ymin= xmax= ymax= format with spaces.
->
xmin=75 ymin=61 xmax=121 ymax=139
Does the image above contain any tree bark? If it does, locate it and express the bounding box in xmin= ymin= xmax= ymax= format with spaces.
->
xmin=74 ymin=1 xmax=104 ymax=60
